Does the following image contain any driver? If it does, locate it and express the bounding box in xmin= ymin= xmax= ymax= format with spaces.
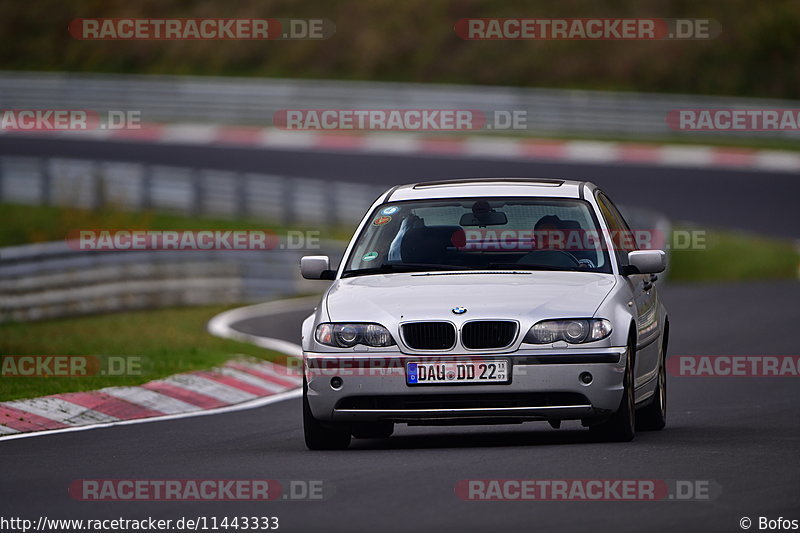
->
xmin=532 ymin=215 xmax=596 ymax=269
xmin=533 ymin=215 xmax=566 ymax=250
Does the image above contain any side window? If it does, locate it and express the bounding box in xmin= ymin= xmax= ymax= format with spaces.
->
xmin=596 ymin=192 xmax=637 ymax=267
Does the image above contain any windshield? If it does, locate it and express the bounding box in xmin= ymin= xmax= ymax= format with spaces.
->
xmin=342 ymin=197 xmax=612 ymax=277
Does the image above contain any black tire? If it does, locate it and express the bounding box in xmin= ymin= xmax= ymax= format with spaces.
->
xmin=591 ymin=340 xmax=636 ymax=442
xmin=352 ymin=422 xmax=394 ymax=439
xmin=636 ymin=333 xmax=667 ymax=431
xmin=303 ymin=379 xmax=351 ymax=450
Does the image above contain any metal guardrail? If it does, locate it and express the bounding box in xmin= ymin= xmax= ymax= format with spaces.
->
xmin=0 ymin=154 xmax=372 ymax=322
xmin=0 ymin=239 xmax=344 ymax=323
xmin=0 ymin=156 xmax=386 ymax=227
xmin=1 ymin=71 xmax=798 ymax=140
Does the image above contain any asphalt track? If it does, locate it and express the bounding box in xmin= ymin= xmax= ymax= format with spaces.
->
xmin=1 ymin=138 xmax=799 ymax=532
xmin=1 ymin=281 xmax=798 ymax=533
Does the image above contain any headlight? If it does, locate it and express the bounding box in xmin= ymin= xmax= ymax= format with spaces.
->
xmin=523 ymin=319 xmax=612 ymax=344
xmin=315 ymin=323 xmax=396 ymax=348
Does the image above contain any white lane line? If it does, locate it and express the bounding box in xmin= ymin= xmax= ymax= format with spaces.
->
xmin=361 ymin=133 xmax=422 ymax=154
xmin=4 ymin=398 xmax=118 ymax=426
xmin=102 ymin=387 xmax=202 ymax=415
xmin=0 ymin=425 xmax=20 ymax=435
xmin=215 ymin=367 xmax=287 ymax=393
xmin=261 ymin=129 xmax=320 ymax=149
xmin=754 ymin=150 xmax=800 ymax=172
xmin=564 ymin=141 xmax=619 ymax=162
xmin=207 ymin=295 xmax=319 ymax=354
xmin=160 ymin=124 xmax=219 ymax=144
xmin=659 ymin=146 xmax=714 ymax=167
xmin=162 ymin=374 xmax=256 ymax=404
xmin=229 ymin=358 xmax=302 ymax=384
xmin=462 ymin=137 xmax=525 ymax=158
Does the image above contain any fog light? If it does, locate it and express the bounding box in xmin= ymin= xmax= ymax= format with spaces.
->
xmin=579 ymin=372 xmax=593 ymax=385
xmin=330 ymin=376 xmax=343 ymax=390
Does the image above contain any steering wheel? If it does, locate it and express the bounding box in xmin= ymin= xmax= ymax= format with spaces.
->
xmin=516 ymin=249 xmax=581 ymax=268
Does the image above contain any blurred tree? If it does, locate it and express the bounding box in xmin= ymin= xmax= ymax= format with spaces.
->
xmin=0 ymin=0 xmax=796 ymax=98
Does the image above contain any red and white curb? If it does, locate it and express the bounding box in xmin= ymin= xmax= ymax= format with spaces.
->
xmin=0 ymin=297 xmax=317 ymax=441
xmin=0 ymin=356 xmax=300 ymax=438
xmin=6 ymin=124 xmax=799 ymax=173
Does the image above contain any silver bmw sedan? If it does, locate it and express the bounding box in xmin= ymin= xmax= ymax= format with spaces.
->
xmin=300 ymin=178 xmax=668 ymax=449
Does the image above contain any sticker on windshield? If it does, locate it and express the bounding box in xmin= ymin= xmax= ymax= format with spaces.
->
xmin=381 ymin=206 xmax=399 ymax=215
xmin=362 ymin=251 xmax=379 ymax=262
xmin=373 ymin=215 xmax=392 ymax=226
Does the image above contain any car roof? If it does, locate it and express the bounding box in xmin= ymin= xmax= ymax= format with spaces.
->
xmin=384 ymin=178 xmax=594 ymax=202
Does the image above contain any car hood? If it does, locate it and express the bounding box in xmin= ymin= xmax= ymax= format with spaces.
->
xmin=324 ymin=271 xmax=616 ymax=324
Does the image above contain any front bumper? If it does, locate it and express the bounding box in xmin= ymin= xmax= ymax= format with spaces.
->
xmin=304 ymin=347 xmax=627 ymax=424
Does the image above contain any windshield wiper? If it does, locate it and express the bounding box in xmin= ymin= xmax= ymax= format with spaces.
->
xmin=341 ymin=263 xmax=472 ymax=278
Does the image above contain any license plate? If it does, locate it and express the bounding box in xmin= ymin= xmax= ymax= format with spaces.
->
xmin=406 ymin=360 xmax=510 ymax=385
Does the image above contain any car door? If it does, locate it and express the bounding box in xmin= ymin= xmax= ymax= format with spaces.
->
xmin=595 ymin=192 xmax=660 ymax=397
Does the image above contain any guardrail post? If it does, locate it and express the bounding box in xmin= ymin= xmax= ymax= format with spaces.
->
xmin=140 ymin=164 xmax=152 ymax=210
xmin=235 ymin=172 xmax=248 ymax=219
xmin=92 ymin=161 xmax=106 ymax=210
xmin=325 ymin=184 xmax=338 ymax=229
xmin=192 ymin=168 xmax=203 ymax=216
xmin=0 ymin=157 xmax=5 ymax=203
xmin=282 ymin=176 xmax=296 ymax=226
xmin=40 ymin=158 xmax=52 ymax=206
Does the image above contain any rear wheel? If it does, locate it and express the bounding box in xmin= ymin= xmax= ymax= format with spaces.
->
xmin=591 ymin=341 xmax=635 ymax=442
xmin=636 ymin=333 xmax=667 ymax=431
xmin=303 ymin=379 xmax=351 ymax=450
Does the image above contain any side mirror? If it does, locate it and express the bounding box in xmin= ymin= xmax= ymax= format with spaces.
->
xmin=623 ymin=250 xmax=666 ymax=275
xmin=300 ymin=255 xmax=336 ymax=280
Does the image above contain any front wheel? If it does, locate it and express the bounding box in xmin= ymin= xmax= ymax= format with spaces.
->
xmin=303 ymin=379 xmax=351 ymax=450
xmin=590 ymin=342 xmax=635 ymax=442
xmin=636 ymin=334 xmax=667 ymax=431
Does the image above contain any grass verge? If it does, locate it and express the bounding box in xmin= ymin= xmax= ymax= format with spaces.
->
xmin=668 ymin=228 xmax=799 ymax=282
xmin=0 ymin=305 xmax=290 ymax=402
